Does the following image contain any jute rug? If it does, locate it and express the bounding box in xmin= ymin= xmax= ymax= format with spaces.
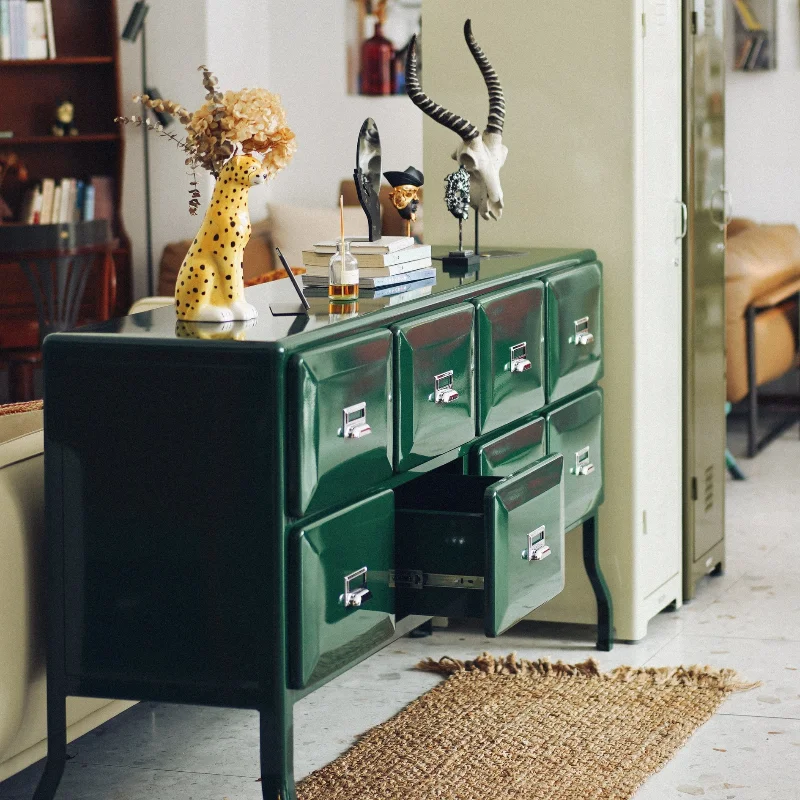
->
xmin=297 ymin=653 xmax=756 ymax=800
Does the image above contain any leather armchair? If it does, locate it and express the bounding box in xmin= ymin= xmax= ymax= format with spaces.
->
xmin=726 ymin=219 xmax=800 ymax=454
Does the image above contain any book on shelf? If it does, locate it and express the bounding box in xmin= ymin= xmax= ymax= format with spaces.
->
xmin=301 ymin=255 xmax=432 ymax=278
xmin=301 ymin=243 xmax=431 ymax=269
xmin=0 ymin=2 xmax=10 ymax=59
xmin=0 ymin=0 xmax=54 ymax=59
xmin=301 ymin=266 xmax=437 ymax=290
xmin=25 ymin=0 xmax=47 ymax=59
xmin=40 ymin=177 xmax=55 ymax=223
xmin=42 ymin=0 xmax=53 ymax=57
xmin=312 ymin=235 xmax=415 ymax=254
xmin=732 ymin=0 xmax=762 ymax=31
xmin=7 ymin=0 xmax=25 ymax=58
xmin=15 ymin=176 xmax=111 ymax=224
xmin=365 ymin=277 xmax=436 ymax=301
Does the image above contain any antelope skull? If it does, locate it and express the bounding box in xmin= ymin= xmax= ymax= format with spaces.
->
xmin=406 ymin=19 xmax=508 ymax=221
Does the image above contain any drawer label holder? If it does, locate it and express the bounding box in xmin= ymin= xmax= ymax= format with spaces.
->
xmin=389 ymin=569 xmax=485 ymax=590
xmin=340 ymin=402 xmax=372 ymax=439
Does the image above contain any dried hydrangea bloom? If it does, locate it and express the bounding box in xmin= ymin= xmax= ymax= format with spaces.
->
xmin=185 ymin=86 xmax=296 ymax=177
xmin=116 ymin=65 xmax=295 ymax=211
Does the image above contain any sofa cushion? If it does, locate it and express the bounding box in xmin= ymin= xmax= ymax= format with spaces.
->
xmin=157 ymin=230 xmax=274 ymax=297
xmin=266 ymin=202 xmax=368 ymax=269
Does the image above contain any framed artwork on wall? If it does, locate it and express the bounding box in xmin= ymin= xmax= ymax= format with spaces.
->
xmin=347 ymin=0 xmax=422 ymax=96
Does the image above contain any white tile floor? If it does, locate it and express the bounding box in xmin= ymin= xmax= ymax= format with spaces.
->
xmin=1 ymin=428 xmax=798 ymax=800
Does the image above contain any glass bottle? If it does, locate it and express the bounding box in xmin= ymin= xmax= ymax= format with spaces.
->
xmin=360 ymin=17 xmax=395 ymax=95
xmin=328 ymin=240 xmax=359 ymax=301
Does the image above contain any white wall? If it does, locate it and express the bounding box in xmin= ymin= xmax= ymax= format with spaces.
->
xmin=264 ymin=0 xmax=423 ymax=210
xmin=119 ymin=0 xmax=423 ymax=300
xmin=726 ymin=0 xmax=800 ymax=226
xmin=120 ymin=0 xmax=209 ymax=298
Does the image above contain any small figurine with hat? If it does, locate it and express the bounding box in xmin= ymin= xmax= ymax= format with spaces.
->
xmin=383 ymin=165 xmax=423 ymax=238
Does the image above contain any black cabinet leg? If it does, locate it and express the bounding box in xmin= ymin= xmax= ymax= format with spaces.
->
xmin=259 ymin=707 xmax=297 ymax=800
xmin=32 ymin=688 xmax=66 ymax=800
xmin=582 ymin=515 xmax=614 ymax=651
xmin=409 ymin=619 xmax=433 ymax=638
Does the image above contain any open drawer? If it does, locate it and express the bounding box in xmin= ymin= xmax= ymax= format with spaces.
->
xmin=393 ymin=455 xmax=564 ymax=636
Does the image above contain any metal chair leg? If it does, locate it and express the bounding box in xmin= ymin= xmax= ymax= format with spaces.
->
xmin=582 ymin=515 xmax=614 ymax=651
xmin=746 ymin=305 xmax=758 ymax=457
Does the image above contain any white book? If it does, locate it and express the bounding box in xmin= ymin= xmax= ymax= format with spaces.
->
xmin=302 ymin=243 xmax=431 ymax=269
xmin=25 ymin=0 xmax=47 ymax=58
xmin=42 ymin=0 xmax=53 ymax=57
xmin=8 ymin=0 xmax=25 ymax=58
xmin=302 ymin=256 xmax=433 ymax=279
xmin=39 ymin=177 xmax=55 ymax=223
xmin=51 ymin=185 xmax=61 ymax=224
xmin=313 ymin=235 xmax=414 ymax=254
xmin=57 ymin=179 xmax=73 ymax=223
xmin=302 ymin=266 xmax=437 ymax=289
xmin=0 ymin=1 xmax=11 ymax=59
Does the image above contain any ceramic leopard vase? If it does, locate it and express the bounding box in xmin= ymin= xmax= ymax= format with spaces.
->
xmin=175 ymin=154 xmax=266 ymax=322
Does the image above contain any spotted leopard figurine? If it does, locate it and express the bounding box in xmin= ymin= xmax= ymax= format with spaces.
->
xmin=175 ymin=154 xmax=266 ymax=322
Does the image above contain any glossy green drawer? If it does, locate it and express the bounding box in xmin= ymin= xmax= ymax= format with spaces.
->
xmin=474 ymin=282 xmax=546 ymax=434
xmin=394 ymin=454 xmax=564 ymax=636
xmin=471 ymin=416 xmax=546 ymax=477
xmin=289 ymin=330 xmax=393 ymax=516
xmin=547 ymin=388 xmax=603 ymax=530
xmin=392 ymin=304 xmax=475 ymax=471
xmin=545 ymin=262 xmax=603 ymax=402
xmin=290 ymin=491 xmax=395 ymax=690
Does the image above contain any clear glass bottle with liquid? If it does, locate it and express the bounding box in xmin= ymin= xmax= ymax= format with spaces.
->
xmin=328 ymin=240 xmax=359 ymax=301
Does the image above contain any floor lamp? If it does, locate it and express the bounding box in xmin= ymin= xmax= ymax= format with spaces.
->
xmin=121 ymin=1 xmax=171 ymax=298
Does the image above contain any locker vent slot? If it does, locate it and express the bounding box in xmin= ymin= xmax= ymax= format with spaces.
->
xmin=704 ymin=465 xmax=714 ymax=512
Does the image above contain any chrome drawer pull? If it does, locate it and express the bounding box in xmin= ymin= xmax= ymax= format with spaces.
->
xmin=341 ymin=401 xmax=371 ymax=439
xmin=340 ymin=566 xmax=372 ymax=608
xmin=573 ymin=316 xmax=594 ymax=346
xmin=571 ymin=446 xmax=595 ymax=477
xmin=432 ymin=370 xmax=459 ymax=404
xmin=509 ymin=342 xmax=532 ymax=373
xmin=522 ymin=526 xmax=550 ymax=562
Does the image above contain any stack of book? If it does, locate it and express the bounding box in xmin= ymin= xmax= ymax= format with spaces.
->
xmin=0 ymin=0 xmax=55 ymax=59
xmin=301 ymin=236 xmax=435 ymax=291
xmin=19 ymin=176 xmax=113 ymax=225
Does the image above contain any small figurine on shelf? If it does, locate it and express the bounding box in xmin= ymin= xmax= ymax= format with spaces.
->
xmin=52 ymin=100 xmax=78 ymax=137
xmin=442 ymin=165 xmax=479 ymax=274
xmin=384 ymin=165 xmax=423 ymax=238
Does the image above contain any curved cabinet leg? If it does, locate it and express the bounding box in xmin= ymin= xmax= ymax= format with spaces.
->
xmin=259 ymin=707 xmax=297 ymax=800
xmin=582 ymin=514 xmax=614 ymax=651
xmin=32 ymin=688 xmax=67 ymax=800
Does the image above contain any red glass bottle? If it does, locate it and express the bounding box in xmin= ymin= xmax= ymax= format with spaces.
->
xmin=361 ymin=19 xmax=395 ymax=95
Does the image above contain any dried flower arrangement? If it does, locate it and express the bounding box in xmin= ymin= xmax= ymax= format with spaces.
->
xmin=116 ymin=66 xmax=296 ymax=214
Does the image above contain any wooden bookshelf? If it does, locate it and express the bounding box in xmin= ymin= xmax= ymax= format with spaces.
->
xmin=0 ymin=0 xmax=132 ymax=314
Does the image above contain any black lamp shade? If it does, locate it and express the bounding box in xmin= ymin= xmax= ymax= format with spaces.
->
xmin=121 ymin=1 xmax=149 ymax=42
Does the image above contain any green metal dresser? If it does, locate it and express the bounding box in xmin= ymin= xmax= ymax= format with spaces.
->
xmin=34 ymin=246 xmax=611 ymax=800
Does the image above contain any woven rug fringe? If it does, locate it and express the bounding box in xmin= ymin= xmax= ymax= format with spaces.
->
xmin=416 ymin=652 xmax=760 ymax=693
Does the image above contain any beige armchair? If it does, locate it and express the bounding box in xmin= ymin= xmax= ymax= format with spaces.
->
xmin=0 ymin=402 xmax=133 ymax=781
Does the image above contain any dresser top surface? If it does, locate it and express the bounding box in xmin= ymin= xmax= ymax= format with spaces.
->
xmin=49 ymin=246 xmax=596 ymax=350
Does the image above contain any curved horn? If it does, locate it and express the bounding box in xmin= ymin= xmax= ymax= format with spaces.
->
xmin=405 ymin=35 xmax=480 ymax=141
xmin=464 ymin=19 xmax=505 ymax=136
